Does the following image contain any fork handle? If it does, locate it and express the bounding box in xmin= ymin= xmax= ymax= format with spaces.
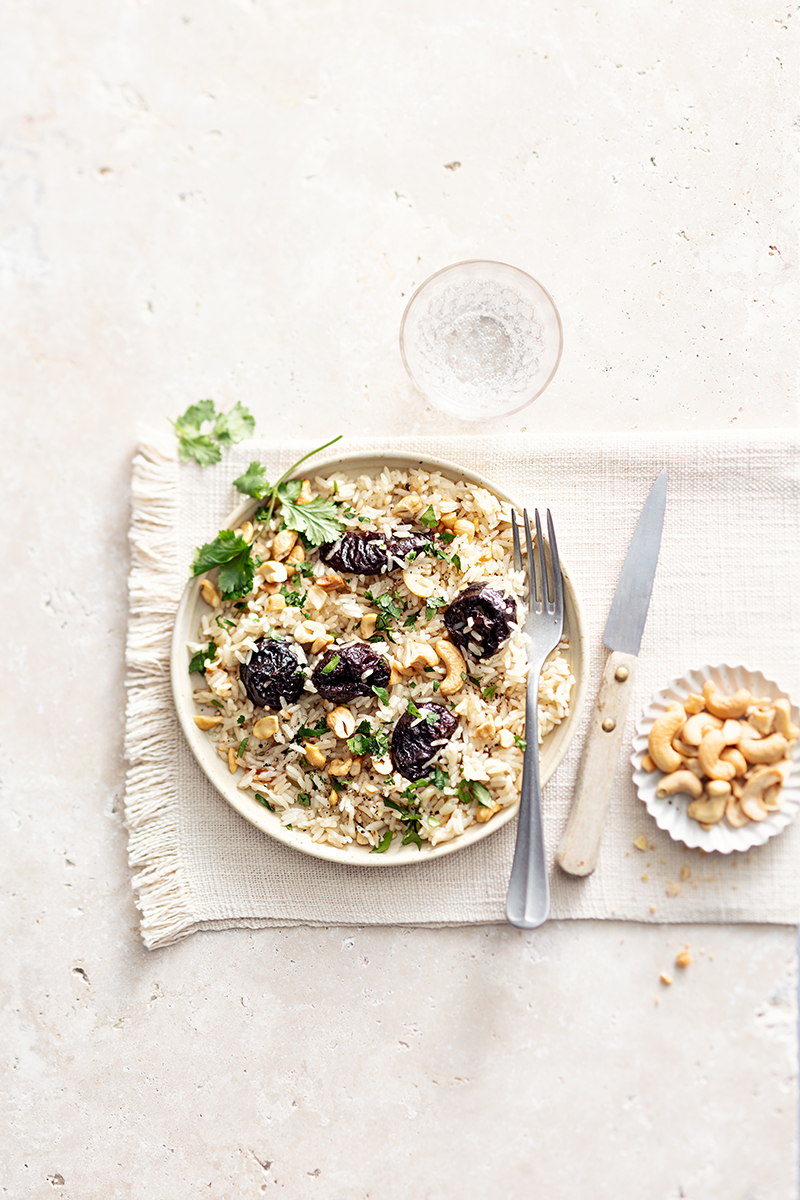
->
xmin=556 ymin=651 xmax=638 ymax=877
xmin=506 ymin=669 xmax=550 ymax=929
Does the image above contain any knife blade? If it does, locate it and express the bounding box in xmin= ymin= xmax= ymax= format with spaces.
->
xmin=556 ymin=469 xmax=667 ymax=876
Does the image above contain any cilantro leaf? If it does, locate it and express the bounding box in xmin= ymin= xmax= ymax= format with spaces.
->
xmin=175 ymin=399 xmax=216 ymax=435
xmin=321 ymin=653 xmax=340 ymax=675
xmin=255 ymin=793 xmax=275 ymax=811
xmin=440 ymin=530 xmax=456 ymax=545
xmin=419 ymin=504 xmax=437 ymax=529
xmin=280 ymin=495 xmax=344 ymax=546
xmin=237 ymin=736 xmax=249 ymax=757
xmin=296 ymin=792 xmax=312 ymax=806
xmin=402 ymin=828 xmax=422 ymax=848
xmin=371 ymin=685 xmax=389 ymax=705
xmin=514 ymin=734 xmax=528 ymax=750
xmin=457 ymin=778 xmax=494 ymax=807
xmin=451 ymin=554 xmax=462 ymax=572
xmin=177 ymin=432 xmax=222 ymax=466
xmin=188 ymin=641 xmax=216 ymax=674
xmin=213 ymin=401 xmax=255 ymax=447
xmin=425 ymin=596 xmax=447 ymax=622
xmin=277 ymin=478 xmax=303 ymax=503
xmin=482 ymin=684 xmax=497 ymax=701
xmin=370 ymin=829 xmax=393 ymax=854
xmin=294 ymin=718 xmax=329 ymax=741
xmin=192 ymin=529 xmax=255 ymax=600
xmin=233 ymin=461 xmax=271 ymax=499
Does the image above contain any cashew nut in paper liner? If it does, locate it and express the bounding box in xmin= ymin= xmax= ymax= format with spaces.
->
xmin=647 ymin=704 xmax=686 ymax=773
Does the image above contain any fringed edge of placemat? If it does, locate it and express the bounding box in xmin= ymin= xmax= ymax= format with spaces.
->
xmin=124 ymin=437 xmax=197 ymax=949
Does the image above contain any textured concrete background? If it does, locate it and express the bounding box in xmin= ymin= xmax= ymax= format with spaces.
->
xmin=1 ymin=1 xmax=798 ymax=1196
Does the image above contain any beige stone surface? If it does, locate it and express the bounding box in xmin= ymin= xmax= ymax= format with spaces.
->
xmin=1 ymin=0 xmax=797 ymax=1196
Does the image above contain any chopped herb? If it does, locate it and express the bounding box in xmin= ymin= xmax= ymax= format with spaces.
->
xmin=403 ymin=613 xmax=418 ymax=627
xmin=432 ymin=681 xmax=440 ymax=692
xmin=514 ymin=734 xmax=528 ymax=750
xmin=292 ymin=559 xmax=315 ymax=577
xmin=296 ymin=792 xmax=312 ymax=807
xmin=193 ymin=530 xmax=255 ymax=601
xmin=419 ymin=504 xmax=437 ymax=529
xmin=407 ymin=698 xmax=439 ymax=726
xmin=402 ymin=828 xmax=422 ymax=848
xmin=425 ymin=596 xmax=447 ymax=622
xmin=457 ymin=778 xmax=494 ymax=807
xmin=440 ymin=530 xmax=456 ymax=545
xmin=429 ymin=765 xmax=449 ymax=790
xmin=461 ymin=671 xmax=467 ymax=681
xmin=280 ymin=585 xmax=306 ymax=611
xmin=267 ymin=627 xmax=283 ymax=640
xmin=285 ymin=823 xmax=292 ymax=829
xmin=279 ymin=492 xmax=344 ymax=546
xmin=408 ymin=681 xmax=416 ymax=689
xmin=188 ymin=641 xmax=216 ymax=674
xmin=321 ymin=653 xmax=340 ymax=675
xmin=215 ymin=614 xmax=236 ymax=630
xmin=237 ymin=736 xmax=249 ymax=757
xmin=347 ymin=721 xmax=389 ymax=759
xmin=371 ymin=685 xmax=389 ymax=705
xmin=384 ymin=776 xmax=395 ymax=787
xmin=237 ymin=715 xmax=245 ymax=725
xmin=468 ymin=673 xmax=482 ymax=687
xmin=255 ymin=793 xmax=275 ymax=811
xmin=482 ymin=684 xmax=497 ymax=701
xmin=358 ymin=516 xmax=372 ymax=525
xmin=209 ymin=700 xmax=223 ymax=709
xmin=451 ymin=554 xmax=462 ymax=572
xmin=329 ymin=776 xmax=347 ymax=793
xmin=370 ymin=829 xmax=393 ymax=854
xmin=294 ymin=718 xmax=329 ymax=741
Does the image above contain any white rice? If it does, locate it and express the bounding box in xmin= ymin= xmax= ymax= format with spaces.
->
xmin=189 ymin=467 xmax=574 ymax=852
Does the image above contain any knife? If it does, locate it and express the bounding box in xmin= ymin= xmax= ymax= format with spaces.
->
xmin=556 ymin=469 xmax=668 ymax=876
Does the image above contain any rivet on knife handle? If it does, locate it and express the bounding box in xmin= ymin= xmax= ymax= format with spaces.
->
xmin=556 ymin=651 xmax=638 ymax=876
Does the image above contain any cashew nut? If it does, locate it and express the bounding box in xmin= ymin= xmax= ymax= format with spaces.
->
xmin=271 ymin=529 xmax=298 ymax=561
xmin=200 ymin=579 xmax=221 ymax=607
xmin=391 ymin=494 xmax=424 ymax=518
xmin=739 ymin=766 xmax=783 ymax=821
xmin=687 ymin=792 xmax=728 ymax=824
xmin=772 ymin=698 xmax=800 ymax=740
xmin=371 ymin=754 xmax=393 ymax=775
xmin=721 ymin=719 xmax=745 ymax=745
xmin=436 ymin=639 xmax=467 ymax=697
xmin=285 ymin=542 xmax=305 ymax=576
xmin=259 ymin=560 xmax=288 ymax=584
xmin=671 ymin=736 xmax=698 ymax=759
xmin=681 ymin=712 xmax=724 ymax=745
xmin=293 ymin=619 xmax=328 ymax=646
xmin=720 ymin=746 xmax=747 ymax=777
xmin=739 ymin=733 xmax=788 ymax=764
xmin=655 ymin=771 xmax=703 ymax=800
xmin=327 ymin=757 xmax=353 ymax=777
xmin=228 ymin=747 xmax=238 ymax=774
xmin=306 ymin=586 xmax=328 ymax=611
xmin=475 ymin=800 xmax=501 ymax=823
xmin=748 ymin=707 xmax=775 ymax=736
xmin=762 ymin=782 xmax=783 ymax=811
xmin=297 ymin=479 xmax=313 ymax=505
xmin=402 ymin=569 xmax=437 ymax=598
xmin=398 ymin=640 xmax=440 ymax=672
xmin=304 ymin=743 xmax=327 ymax=769
xmin=453 ymin=519 xmax=476 ymax=538
xmin=684 ymin=693 xmax=706 ymax=715
xmin=316 ymin=574 xmax=346 ymax=592
xmin=360 ymin=613 xmax=378 ymax=639
xmin=641 ymin=753 xmax=657 ymax=773
xmin=702 ymin=681 xmax=752 ymax=719
xmin=725 ymin=793 xmax=750 ymax=828
xmin=194 ymin=714 xmax=221 ymax=730
xmin=647 ymin=704 xmax=687 ymax=773
xmin=253 ymin=715 xmax=279 ymax=739
xmin=349 ymin=757 xmax=363 ymax=777
xmin=267 ymin=594 xmax=286 ymax=612
xmin=706 ymin=779 xmax=732 ymax=800
xmin=474 ymin=716 xmax=496 ymax=740
xmin=498 ymin=729 xmax=515 ymax=749
xmin=236 ymin=521 xmax=254 ymax=543
xmin=697 ymin=729 xmax=736 ymax=782
xmin=326 ymin=706 xmax=355 ymax=739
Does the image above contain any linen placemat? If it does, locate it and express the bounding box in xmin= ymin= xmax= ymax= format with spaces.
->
xmin=125 ymin=431 xmax=800 ymax=948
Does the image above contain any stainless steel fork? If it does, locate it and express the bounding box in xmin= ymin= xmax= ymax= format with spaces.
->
xmin=505 ymin=509 xmax=564 ymax=930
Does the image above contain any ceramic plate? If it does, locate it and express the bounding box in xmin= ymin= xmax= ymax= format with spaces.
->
xmin=170 ymin=451 xmax=589 ymax=865
xmin=631 ymin=663 xmax=800 ymax=853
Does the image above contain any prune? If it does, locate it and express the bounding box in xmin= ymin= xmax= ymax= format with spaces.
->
xmin=390 ymin=703 xmax=459 ymax=781
xmin=311 ymin=642 xmax=391 ymax=703
xmin=320 ymin=531 xmax=388 ymax=574
xmin=320 ymin=531 xmax=432 ymax=575
xmin=443 ymin=583 xmax=518 ymax=659
xmin=239 ymin=639 xmax=306 ymax=710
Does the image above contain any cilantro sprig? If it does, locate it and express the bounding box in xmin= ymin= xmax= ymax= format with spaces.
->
xmin=191 ymin=529 xmax=255 ymax=601
xmin=188 ymin=640 xmax=217 ymax=674
xmin=346 ymin=720 xmax=389 ymax=759
xmin=233 ymin=435 xmax=345 ymax=547
xmin=172 ymin=400 xmax=255 ymax=466
xmin=457 ymin=778 xmax=494 ymax=807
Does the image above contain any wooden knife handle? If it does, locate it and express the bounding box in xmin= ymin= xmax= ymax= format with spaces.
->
xmin=556 ymin=650 xmax=638 ymax=877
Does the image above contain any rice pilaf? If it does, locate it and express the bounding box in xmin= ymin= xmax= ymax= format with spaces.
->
xmin=189 ymin=466 xmax=574 ymax=852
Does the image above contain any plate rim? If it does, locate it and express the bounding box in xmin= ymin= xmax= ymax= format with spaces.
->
xmin=630 ymin=662 xmax=800 ymax=854
xmin=170 ymin=448 xmax=589 ymax=866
